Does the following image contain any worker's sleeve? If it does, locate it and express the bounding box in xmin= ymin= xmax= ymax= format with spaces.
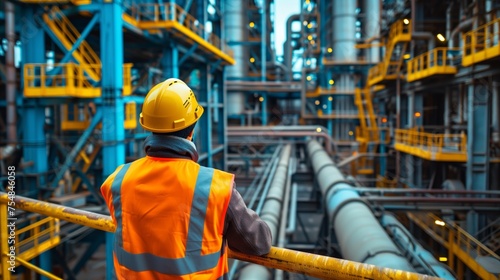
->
xmin=223 ymin=185 xmax=272 ymax=256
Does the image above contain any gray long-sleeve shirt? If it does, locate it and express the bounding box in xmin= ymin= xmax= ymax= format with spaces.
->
xmin=143 ymin=134 xmax=272 ymax=256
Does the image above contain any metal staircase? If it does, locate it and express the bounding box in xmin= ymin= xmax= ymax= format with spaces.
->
xmin=408 ymin=212 xmax=500 ymax=280
xmin=368 ymin=19 xmax=411 ymax=86
xmin=42 ymin=6 xmax=101 ymax=81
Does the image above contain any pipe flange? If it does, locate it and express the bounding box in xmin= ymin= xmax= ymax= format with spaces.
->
xmin=329 ymin=196 xmax=371 ymax=226
xmin=360 ymin=249 xmax=404 ymax=264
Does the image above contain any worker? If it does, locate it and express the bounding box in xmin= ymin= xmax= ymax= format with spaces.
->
xmin=101 ymin=78 xmax=272 ymax=279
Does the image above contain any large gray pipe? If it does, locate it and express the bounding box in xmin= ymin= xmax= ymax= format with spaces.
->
xmin=5 ymin=1 xmax=16 ymax=143
xmin=238 ymin=144 xmax=292 ymax=280
xmin=306 ymin=140 xmax=415 ymax=271
xmin=380 ymin=213 xmax=456 ymax=279
xmin=364 ymin=0 xmax=381 ymax=63
xmin=224 ymin=0 xmax=247 ymax=115
xmin=284 ymin=14 xmax=300 ymax=81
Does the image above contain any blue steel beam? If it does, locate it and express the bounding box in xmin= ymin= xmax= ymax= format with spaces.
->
xmin=100 ymin=2 xmax=125 ymax=279
xmin=21 ymin=6 xmax=51 ymax=278
xmin=178 ymin=42 xmax=199 ymax=66
xmin=466 ymin=81 xmax=491 ymax=235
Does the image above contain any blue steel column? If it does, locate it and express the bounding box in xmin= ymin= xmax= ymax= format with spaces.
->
xmin=466 ymin=81 xmax=490 ymax=235
xmin=21 ymin=6 xmax=50 ymax=277
xmin=161 ymin=43 xmax=179 ymax=78
xmin=100 ymin=2 xmax=125 ymax=279
xmin=197 ymin=65 xmax=212 ymax=167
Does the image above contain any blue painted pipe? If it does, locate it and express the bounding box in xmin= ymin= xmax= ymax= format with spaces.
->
xmin=380 ymin=213 xmax=456 ymax=279
xmin=306 ymin=140 xmax=415 ymax=272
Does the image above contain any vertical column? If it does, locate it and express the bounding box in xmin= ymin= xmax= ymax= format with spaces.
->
xmin=21 ymin=7 xmax=48 ymax=194
xmin=100 ymin=3 xmax=124 ymax=279
xmin=21 ymin=6 xmax=50 ymax=277
xmin=413 ymin=93 xmax=423 ymax=188
xmin=197 ymin=65 xmax=212 ymax=167
xmin=217 ymin=71 xmax=228 ymax=170
xmin=466 ymin=81 xmax=490 ymax=235
xmin=161 ymin=43 xmax=179 ymax=79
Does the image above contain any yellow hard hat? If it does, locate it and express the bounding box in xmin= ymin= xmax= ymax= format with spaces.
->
xmin=140 ymin=78 xmax=204 ymax=133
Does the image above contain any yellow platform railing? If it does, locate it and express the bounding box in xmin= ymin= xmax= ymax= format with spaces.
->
xmin=43 ymin=6 xmax=101 ymax=81
xmin=0 ymin=203 xmax=61 ymax=280
xmin=463 ymin=17 xmax=500 ymax=67
xmin=0 ymin=193 xmax=439 ymax=280
xmin=408 ymin=212 xmax=500 ymax=280
xmin=61 ymin=102 xmax=137 ymax=131
xmin=407 ymin=48 xmax=459 ymax=82
xmin=24 ymin=63 xmax=133 ymax=98
xmin=124 ymin=3 xmax=234 ymax=64
xmin=394 ymin=128 xmax=467 ymax=162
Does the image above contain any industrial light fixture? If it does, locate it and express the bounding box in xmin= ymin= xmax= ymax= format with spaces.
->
xmin=348 ymin=131 xmax=354 ymax=136
xmin=382 ymin=117 xmax=388 ymax=123
xmin=310 ymin=40 xmax=316 ymax=45
xmin=259 ymin=96 xmax=264 ymax=102
xmin=315 ymin=100 xmax=320 ymax=105
xmin=437 ymin=33 xmax=446 ymax=42
xmin=328 ymin=96 xmax=333 ymax=101
xmin=249 ymin=22 xmax=255 ymax=28
xmin=316 ymin=127 xmax=322 ymax=133
xmin=307 ymin=75 xmax=312 ymax=81
xmin=303 ymin=20 xmax=308 ymax=26
xmin=307 ymin=35 xmax=313 ymax=40
xmin=439 ymin=257 xmax=448 ymax=262
xmin=307 ymin=23 xmax=313 ymax=29
xmin=306 ymin=60 xmax=311 ymax=65
xmin=250 ymin=57 xmax=255 ymax=63
xmin=327 ymin=47 xmax=333 ymax=53
xmin=403 ymin=53 xmax=411 ymax=59
xmin=414 ymin=111 xmax=421 ymax=118
xmin=403 ymin=18 xmax=410 ymax=25
xmin=322 ymin=104 xmax=327 ymax=109
xmin=329 ymin=79 xmax=334 ymax=85
xmin=435 ymin=220 xmax=445 ymax=226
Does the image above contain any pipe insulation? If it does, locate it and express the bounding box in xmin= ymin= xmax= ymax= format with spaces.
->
xmin=380 ymin=213 xmax=456 ymax=280
xmin=224 ymin=0 xmax=247 ymax=115
xmin=306 ymin=140 xmax=415 ymax=272
xmin=238 ymin=145 xmax=292 ymax=280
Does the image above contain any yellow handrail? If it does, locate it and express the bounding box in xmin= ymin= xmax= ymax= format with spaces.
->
xmin=129 ymin=3 xmax=233 ymax=58
xmin=395 ymin=128 xmax=467 ymax=153
xmin=0 ymin=193 xmax=439 ymax=280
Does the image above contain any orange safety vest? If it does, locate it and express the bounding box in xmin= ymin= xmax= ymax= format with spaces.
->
xmin=101 ymin=156 xmax=234 ymax=280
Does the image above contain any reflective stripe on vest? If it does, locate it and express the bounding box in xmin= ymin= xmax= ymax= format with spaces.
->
xmin=110 ymin=163 xmax=221 ymax=275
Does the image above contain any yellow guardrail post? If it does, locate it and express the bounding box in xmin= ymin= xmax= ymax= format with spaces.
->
xmin=0 ymin=193 xmax=441 ymax=280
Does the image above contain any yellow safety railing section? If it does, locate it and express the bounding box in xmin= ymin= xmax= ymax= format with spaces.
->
xmin=407 ymin=48 xmax=459 ymax=82
xmin=122 ymin=3 xmax=234 ymax=65
xmin=24 ymin=63 xmax=133 ymax=98
xmin=0 ymin=203 xmax=61 ymax=280
xmin=62 ymin=102 xmax=137 ymax=131
xmin=394 ymin=128 xmax=467 ymax=162
xmin=24 ymin=63 xmax=100 ymax=98
xmin=408 ymin=212 xmax=500 ymax=280
xmin=0 ymin=193 xmax=439 ymax=280
xmin=43 ymin=6 xmax=101 ymax=81
xmin=462 ymin=17 xmax=500 ymax=67
xmin=368 ymin=19 xmax=412 ymax=86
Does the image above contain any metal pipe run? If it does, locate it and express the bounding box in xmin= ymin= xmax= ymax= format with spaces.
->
xmin=5 ymin=0 xmax=16 ymax=143
xmin=0 ymin=193 xmax=440 ymax=280
xmin=306 ymin=140 xmax=416 ymax=272
xmin=239 ymin=144 xmax=292 ymax=280
xmin=380 ymin=213 xmax=456 ymax=279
